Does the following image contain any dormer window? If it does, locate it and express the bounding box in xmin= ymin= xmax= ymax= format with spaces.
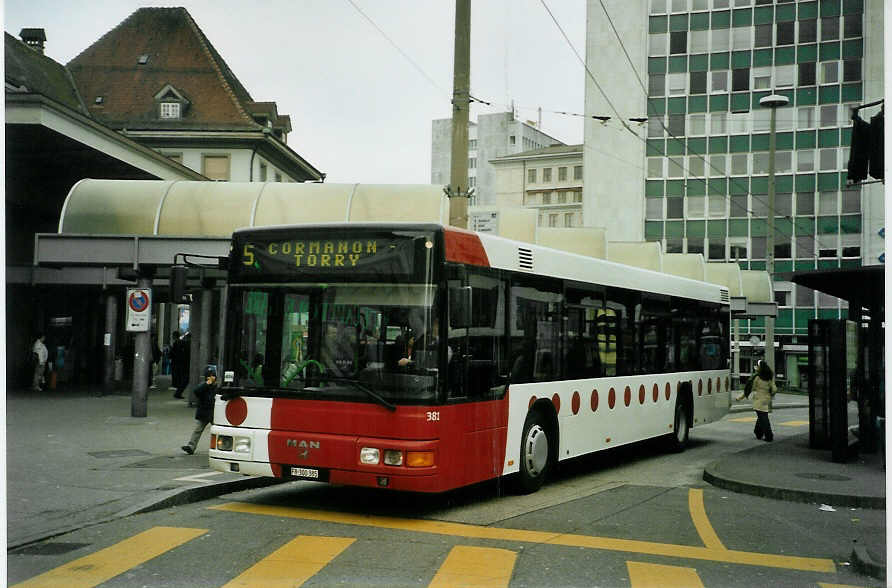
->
xmin=160 ymin=102 xmax=181 ymax=119
xmin=153 ymin=83 xmax=190 ymax=121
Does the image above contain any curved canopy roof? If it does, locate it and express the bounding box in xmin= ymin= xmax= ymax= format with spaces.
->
xmin=59 ymin=179 xmax=450 ymax=236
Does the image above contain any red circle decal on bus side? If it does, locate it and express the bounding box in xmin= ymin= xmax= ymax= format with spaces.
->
xmin=717 ymin=377 xmax=722 ymax=393
xmin=624 ymin=386 xmax=631 ymax=407
xmin=708 ymin=378 xmax=713 ymax=394
xmin=528 ymin=396 xmax=537 ymax=410
xmin=608 ymin=388 xmax=616 ymax=409
xmin=652 ymin=383 xmax=659 ymax=403
xmin=572 ymin=391 xmax=580 ymax=415
xmin=552 ymin=394 xmax=561 ymax=413
xmin=698 ymin=379 xmax=703 ymax=396
xmin=226 ymin=396 xmax=248 ymax=426
xmin=665 ymin=382 xmax=671 ymax=400
xmin=591 ymin=389 xmax=599 ymax=412
xmin=638 ymin=385 xmax=646 ymax=405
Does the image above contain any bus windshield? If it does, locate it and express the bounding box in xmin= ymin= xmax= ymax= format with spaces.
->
xmin=228 ymin=283 xmax=442 ymax=405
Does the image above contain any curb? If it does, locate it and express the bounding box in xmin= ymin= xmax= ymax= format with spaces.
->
xmin=729 ymin=402 xmax=809 ymax=414
xmin=851 ymin=544 xmax=886 ymax=582
xmin=702 ymin=464 xmax=885 ymax=509
xmin=8 ymin=476 xmax=284 ymax=552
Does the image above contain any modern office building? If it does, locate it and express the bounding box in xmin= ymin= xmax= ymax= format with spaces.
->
xmin=584 ymin=0 xmax=884 ymax=388
xmin=431 ymin=111 xmax=564 ymax=206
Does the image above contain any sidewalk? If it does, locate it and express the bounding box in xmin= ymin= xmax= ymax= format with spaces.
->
xmin=6 ymin=386 xmax=886 ymax=578
xmin=6 ymin=379 xmax=278 ymax=550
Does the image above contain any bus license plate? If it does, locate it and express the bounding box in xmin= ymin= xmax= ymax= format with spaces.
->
xmin=290 ymin=467 xmax=319 ymax=479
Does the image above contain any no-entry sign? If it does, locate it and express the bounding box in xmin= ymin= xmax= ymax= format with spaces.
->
xmin=126 ymin=288 xmax=152 ymax=332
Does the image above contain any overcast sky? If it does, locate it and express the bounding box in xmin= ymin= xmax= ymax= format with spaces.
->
xmin=5 ymin=0 xmax=587 ymax=184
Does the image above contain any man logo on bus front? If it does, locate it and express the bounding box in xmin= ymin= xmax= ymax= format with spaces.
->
xmin=287 ymin=439 xmax=320 ymax=459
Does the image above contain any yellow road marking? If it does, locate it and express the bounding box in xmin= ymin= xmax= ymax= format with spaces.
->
xmin=211 ymin=503 xmax=836 ymax=573
xmin=818 ymin=583 xmax=869 ymax=588
xmin=688 ymin=489 xmax=725 ymax=550
xmin=13 ymin=526 xmax=206 ymax=588
xmin=729 ymin=416 xmax=757 ymax=423
xmin=222 ymin=535 xmax=354 ymax=588
xmin=428 ymin=545 xmax=517 ymax=587
xmin=779 ymin=420 xmax=809 ymax=427
xmin=627 ymin=561 xmax=704 ymax=588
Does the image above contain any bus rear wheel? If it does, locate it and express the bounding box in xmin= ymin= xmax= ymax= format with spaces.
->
xmin=516 ymin=411 xmax=551 ymax=493
xmin=668 ymin=398 xmax=690 ymax=452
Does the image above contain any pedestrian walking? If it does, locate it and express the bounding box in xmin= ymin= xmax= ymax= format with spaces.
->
xmin=170 ymin=330 xmax=191 ymax=399
xmin=737 ymin=359 xmax=778 ymax=442
xmin=181 ymin=368 xmax=218 ymax=455
xmin=30 ymin=333 xmax=48 ymax=392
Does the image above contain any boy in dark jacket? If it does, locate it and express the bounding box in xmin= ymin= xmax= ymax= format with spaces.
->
xmin=181 ymin=369 xmax=218 ymax=454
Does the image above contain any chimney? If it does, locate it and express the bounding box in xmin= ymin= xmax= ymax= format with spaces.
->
xmin=20 ymin=28 xmax=47 ymax=54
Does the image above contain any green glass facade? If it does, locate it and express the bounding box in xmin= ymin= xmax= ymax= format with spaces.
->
xmin=645 ymin=0 xmax=865 ymax=344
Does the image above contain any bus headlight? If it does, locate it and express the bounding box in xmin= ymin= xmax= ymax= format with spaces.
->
xmin=360 ymin=447 xmax=380 ymax=464
xmin=234 ymin=436 xmax=251 ymax=453
xmin=383 ymin=450 xmax=403 ymax=466
xmin=216 ymin=435 xmax=233 ymax=451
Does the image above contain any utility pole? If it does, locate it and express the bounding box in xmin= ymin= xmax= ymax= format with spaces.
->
xmin=448 ymin=0 xmax=471 ymax=229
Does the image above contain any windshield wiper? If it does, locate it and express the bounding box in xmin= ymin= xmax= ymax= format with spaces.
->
xmin=323 ymin=376 xmax=397 ymax=412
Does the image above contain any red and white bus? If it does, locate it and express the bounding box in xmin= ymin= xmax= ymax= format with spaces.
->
xmin=209 ymin=223 xmax=731 ymax=493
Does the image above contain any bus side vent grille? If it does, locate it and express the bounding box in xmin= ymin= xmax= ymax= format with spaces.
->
xmin=720 ymin=288 xmax=730 ymax=303
xmin=518 ymin=247 xmax=534 ymax=271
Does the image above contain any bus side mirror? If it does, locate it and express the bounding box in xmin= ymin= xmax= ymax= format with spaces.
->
xmin=449 ymin=286 xmax=473 ymax=329
xmin=171 ymin=264 xmax=188 ymax=303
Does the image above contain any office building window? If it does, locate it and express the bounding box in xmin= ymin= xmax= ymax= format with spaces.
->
xmin=666 ymin=238 xmax=684 ymax=253
xmin=668 ymin=114 xmax=686 ymax=136
xmin=753 ymin=66 xmax=772 ymax=90
xmin=753 ymin=152 xmax=769 ymax=174
xmin=776 ymin=65 xmax=795 ymax=88
xmin=732 ymin=68 xmax=750 ymax=91
xmin=799 ymin=62 xmax=816 ymax=86
xmin=819 ymin=148 xmax=837 ymax=171
xmin=731 ymin=153 xmax=748 ymax=175
xmin=709 ymin=240 xmax=726 ymax=260
xmin=733 ymin=26 xmax=753 ymax=50
xmin=689 ymin=155 xmax=705 ymax=177
xmin=710 ymin=111 xmax=727 ymax=134
xmin=798 ymin=106 xmax=815 ymax=129
xmin=753 ymin=108 xmax=771 ymax=132
xmin=542 ymin=192 xmax=552 ymax=204
xmin=799 ymin=19 xmax=817 ymax=43
xmin=708 ymin=195 xmax=726 ymax=217
xmin=818 ymin=234 xmax=838 ymax=258
xmin=670 ymin=31 xmax=687 ymax=54
xmin=651 ymin=0 xmax=667 ymax=13
xmin=646 ymin=198 xmax=664 ymax=219
xmin=648 ymin=117 xmax=665 ymax=138
xmin=573 ymin=190 xmax=582 ymax=202
xmin=667 ymin=197 xmax=684 ymax=218
xmin=819 ymin=105 xmax=838 ymax=127
xmin=549 ymin=214 xmax=558 ymax=227
xmin=687 ymin=238 xmax=704 ymax=254
xmin=711 ymin=70 xmax=729 ymax=93
xmin=564 ymin=212 xmax=575 ymax=227
xmin=668 ymin=156 xmax=685 ymax=178
xmin=776 ymin=151 xmax=792 ymax=173
xmin=796 ymin=236 xmax=815 ymax=258
xmin=668 ymin=72 xmax=687 ymax=95
xmin=574 ymin=165 xmax=583 ymax=180
xmin=202 ymin=154 xmax=230 ymax=180
xmin=841 ymin=189 xmax=860 ymax=213
xmin=690 ymin=71 xmax=707 ymax=94
xmin=528 ymin=169 xmax=537 ymax=183
xmin=841 ymin=234 xmax=860 ymax=258
xmin=709 ymin=154 xmax=726 ymax=175
xmin=729 ymin=242 xmax=747 ymax=260
xmin=818 ymin=191 xmax=837 ymax=214
xmin=468 ymin=139 xmax=477 ymax=150
xmin=776 ymin=21 xmax=794 ymax=45
xmin=557 ymin=191 xmax=567 ymax=204
xmin=650 ymin=33 xmax=668 ymax=56
xmin=689 ymin=113 xmax=706 ymax=135
xmin=751 ymin=195 xmax=768 ymax=217
xmin=543 ymin=168 xmax=552 ymax=182
xmin=751 ymin=236 xmax=766 ymax=259
xmin=712 ymin=28 xmax=731 ymax=51
xmin=843 ymin=59 xmax=861 ymax=82
xmin=821 ymin=61 xmax=839 ymax=84
xmin=649 ymin=74 xmax=666 ymax=96
xmin=688 ymin=196 xmax=706 ymax=217
xmin=558 ymin=167 xmax=567 ymax=181
xmin=469 ymin=157 xmax=477 ymax=169
xmin=754 ymin=24 xmax=772 ymax=48
xmin=796 ymin=192 xmax=815 ymax=215
xmin=776 ymin=193 xmax=792 ymax=216
xmin=844 ymin=14 xmax=862 ymax=38
xmin=648 ymin=157 xmax=664 ymax=178
xmin=797 ymin=150 xmax=815 ymax=172
xmin=821 ymin=17 xmax=839 ymax=41
xmin=691 ymin=30 xmax=709 ymax=53
xmin=730 ymin=195 xmax=748 ymax=217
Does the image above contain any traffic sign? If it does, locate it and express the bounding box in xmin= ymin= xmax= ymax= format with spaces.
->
xmin=125 ymin=288 xmax=152 ymax=332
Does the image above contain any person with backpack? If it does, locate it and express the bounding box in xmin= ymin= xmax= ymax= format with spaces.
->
xmin=737 ymin=359 xmax=778 ymax=442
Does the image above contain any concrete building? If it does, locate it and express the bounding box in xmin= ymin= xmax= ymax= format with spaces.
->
xmin=583 ymin=0 xmax=884 ymax=388
xmin=431 ymin=111 xmax=564 ymax=206
xmin=489 ymin=144 xmax=585 ymax=228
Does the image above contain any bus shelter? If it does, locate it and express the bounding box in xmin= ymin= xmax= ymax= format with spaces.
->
xmin=791 ymin=266 xmax=884 ymax=458
xmin=35 ymin=179 xmax=449 ymax=416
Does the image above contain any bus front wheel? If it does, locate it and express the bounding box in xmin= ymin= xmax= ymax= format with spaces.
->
xmin=668 ymin=398 xmax=691 ymax=452
xmin=516 ymin=411 xmax=551 ymax=493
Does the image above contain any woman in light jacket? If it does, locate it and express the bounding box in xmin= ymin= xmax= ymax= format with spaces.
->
xmin=737 ymin=359 xmax=778 ymax=441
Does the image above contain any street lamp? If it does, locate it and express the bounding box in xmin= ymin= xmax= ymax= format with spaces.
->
xmin=759 ymin=93 xmax=789 ymax=372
